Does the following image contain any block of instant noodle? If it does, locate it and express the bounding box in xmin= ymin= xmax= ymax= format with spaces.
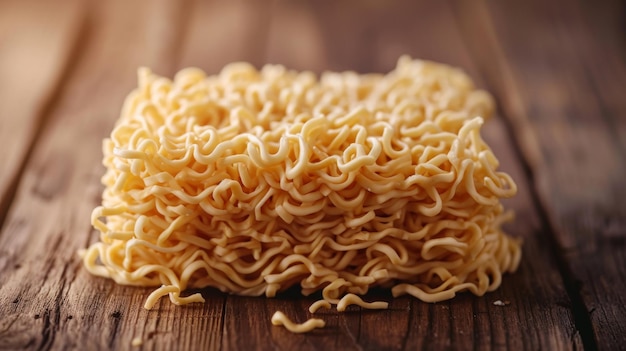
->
xmin=82 ymin=56 xmax=521 ymax=310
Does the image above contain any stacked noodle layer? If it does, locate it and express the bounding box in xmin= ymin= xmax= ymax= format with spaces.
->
xmin=83 ymin=57 xmax=521 ymax=309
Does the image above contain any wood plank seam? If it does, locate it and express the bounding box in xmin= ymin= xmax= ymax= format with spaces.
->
xmin=448 ymin=1 xmax=598 ymax=350
xmin=472 ymin=299 xmax=479 ymax=351
xmin=218 ymin=297 xmax=227 ymax=349
xmin=38 ymin=262 xmax=67 ymax=351
xmin=0 ymin=3 xmax=88 ymax=233
xmin=579 ymin=60 xmax=626 ymax=163
xmin=399 ymin=301 xmax=413 ymax=351
xmin=549 ymin=0 xmax=626 ymax=161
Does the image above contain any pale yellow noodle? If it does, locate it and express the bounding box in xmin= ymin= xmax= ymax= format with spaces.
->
xmin=308 ymin=300 xmax=332 ymax=313
xmin=81 ymin=57 xmax=521 ymax=314
xmin=271 ymin=311 xmax=325 ymax=333
xmin=336 ymin=294 xmax=389 ymax=312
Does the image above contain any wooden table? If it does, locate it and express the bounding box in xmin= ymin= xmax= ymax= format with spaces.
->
xmin=1 ymin=0 xmax=624 ymax=350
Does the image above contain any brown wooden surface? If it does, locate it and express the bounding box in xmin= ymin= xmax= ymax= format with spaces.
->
xmin=0 ymin=0 xmax=623 ymax=350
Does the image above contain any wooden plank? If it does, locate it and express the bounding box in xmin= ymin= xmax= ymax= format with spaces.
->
xmin=451 ymin=0 xmax=626 ymax=349
xmin=265 ymin=0 xmax=327 ymax=72
xmin=302 ymin=0 xmax=480 ymax=72
xmin=0 ymin=0 xmax=190 ymax=350
xmin=314 ymin=0 xmax=580 ymax=349
xmin=0 ymin=1 xmax=593 ymax=350
xmin=259 ymin=1 xmax=580 ymax=350
xmin=177 ymin=0 xmax=273 ymax=72
xmin=0 ymin=0 xmax=83 ymax=227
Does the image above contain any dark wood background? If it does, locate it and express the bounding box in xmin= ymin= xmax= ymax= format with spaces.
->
xmin=0 ymin=0 xmax=624 ymax=350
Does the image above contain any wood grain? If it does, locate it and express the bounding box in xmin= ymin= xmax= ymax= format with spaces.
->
xmin=0 ymin=0 xmax=83 ymax=227
xmin=177 ymin=0 xmax=273 ymax=72
xmin=307 ymin=1 xmax=580 ymax=349
xmin=451 ymin=0 xmax=626 ymax=349
xmin=0 ymin=0 xmax=189 ymax=350
xmin=0 ymin=0 xmax=623 ymax=350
